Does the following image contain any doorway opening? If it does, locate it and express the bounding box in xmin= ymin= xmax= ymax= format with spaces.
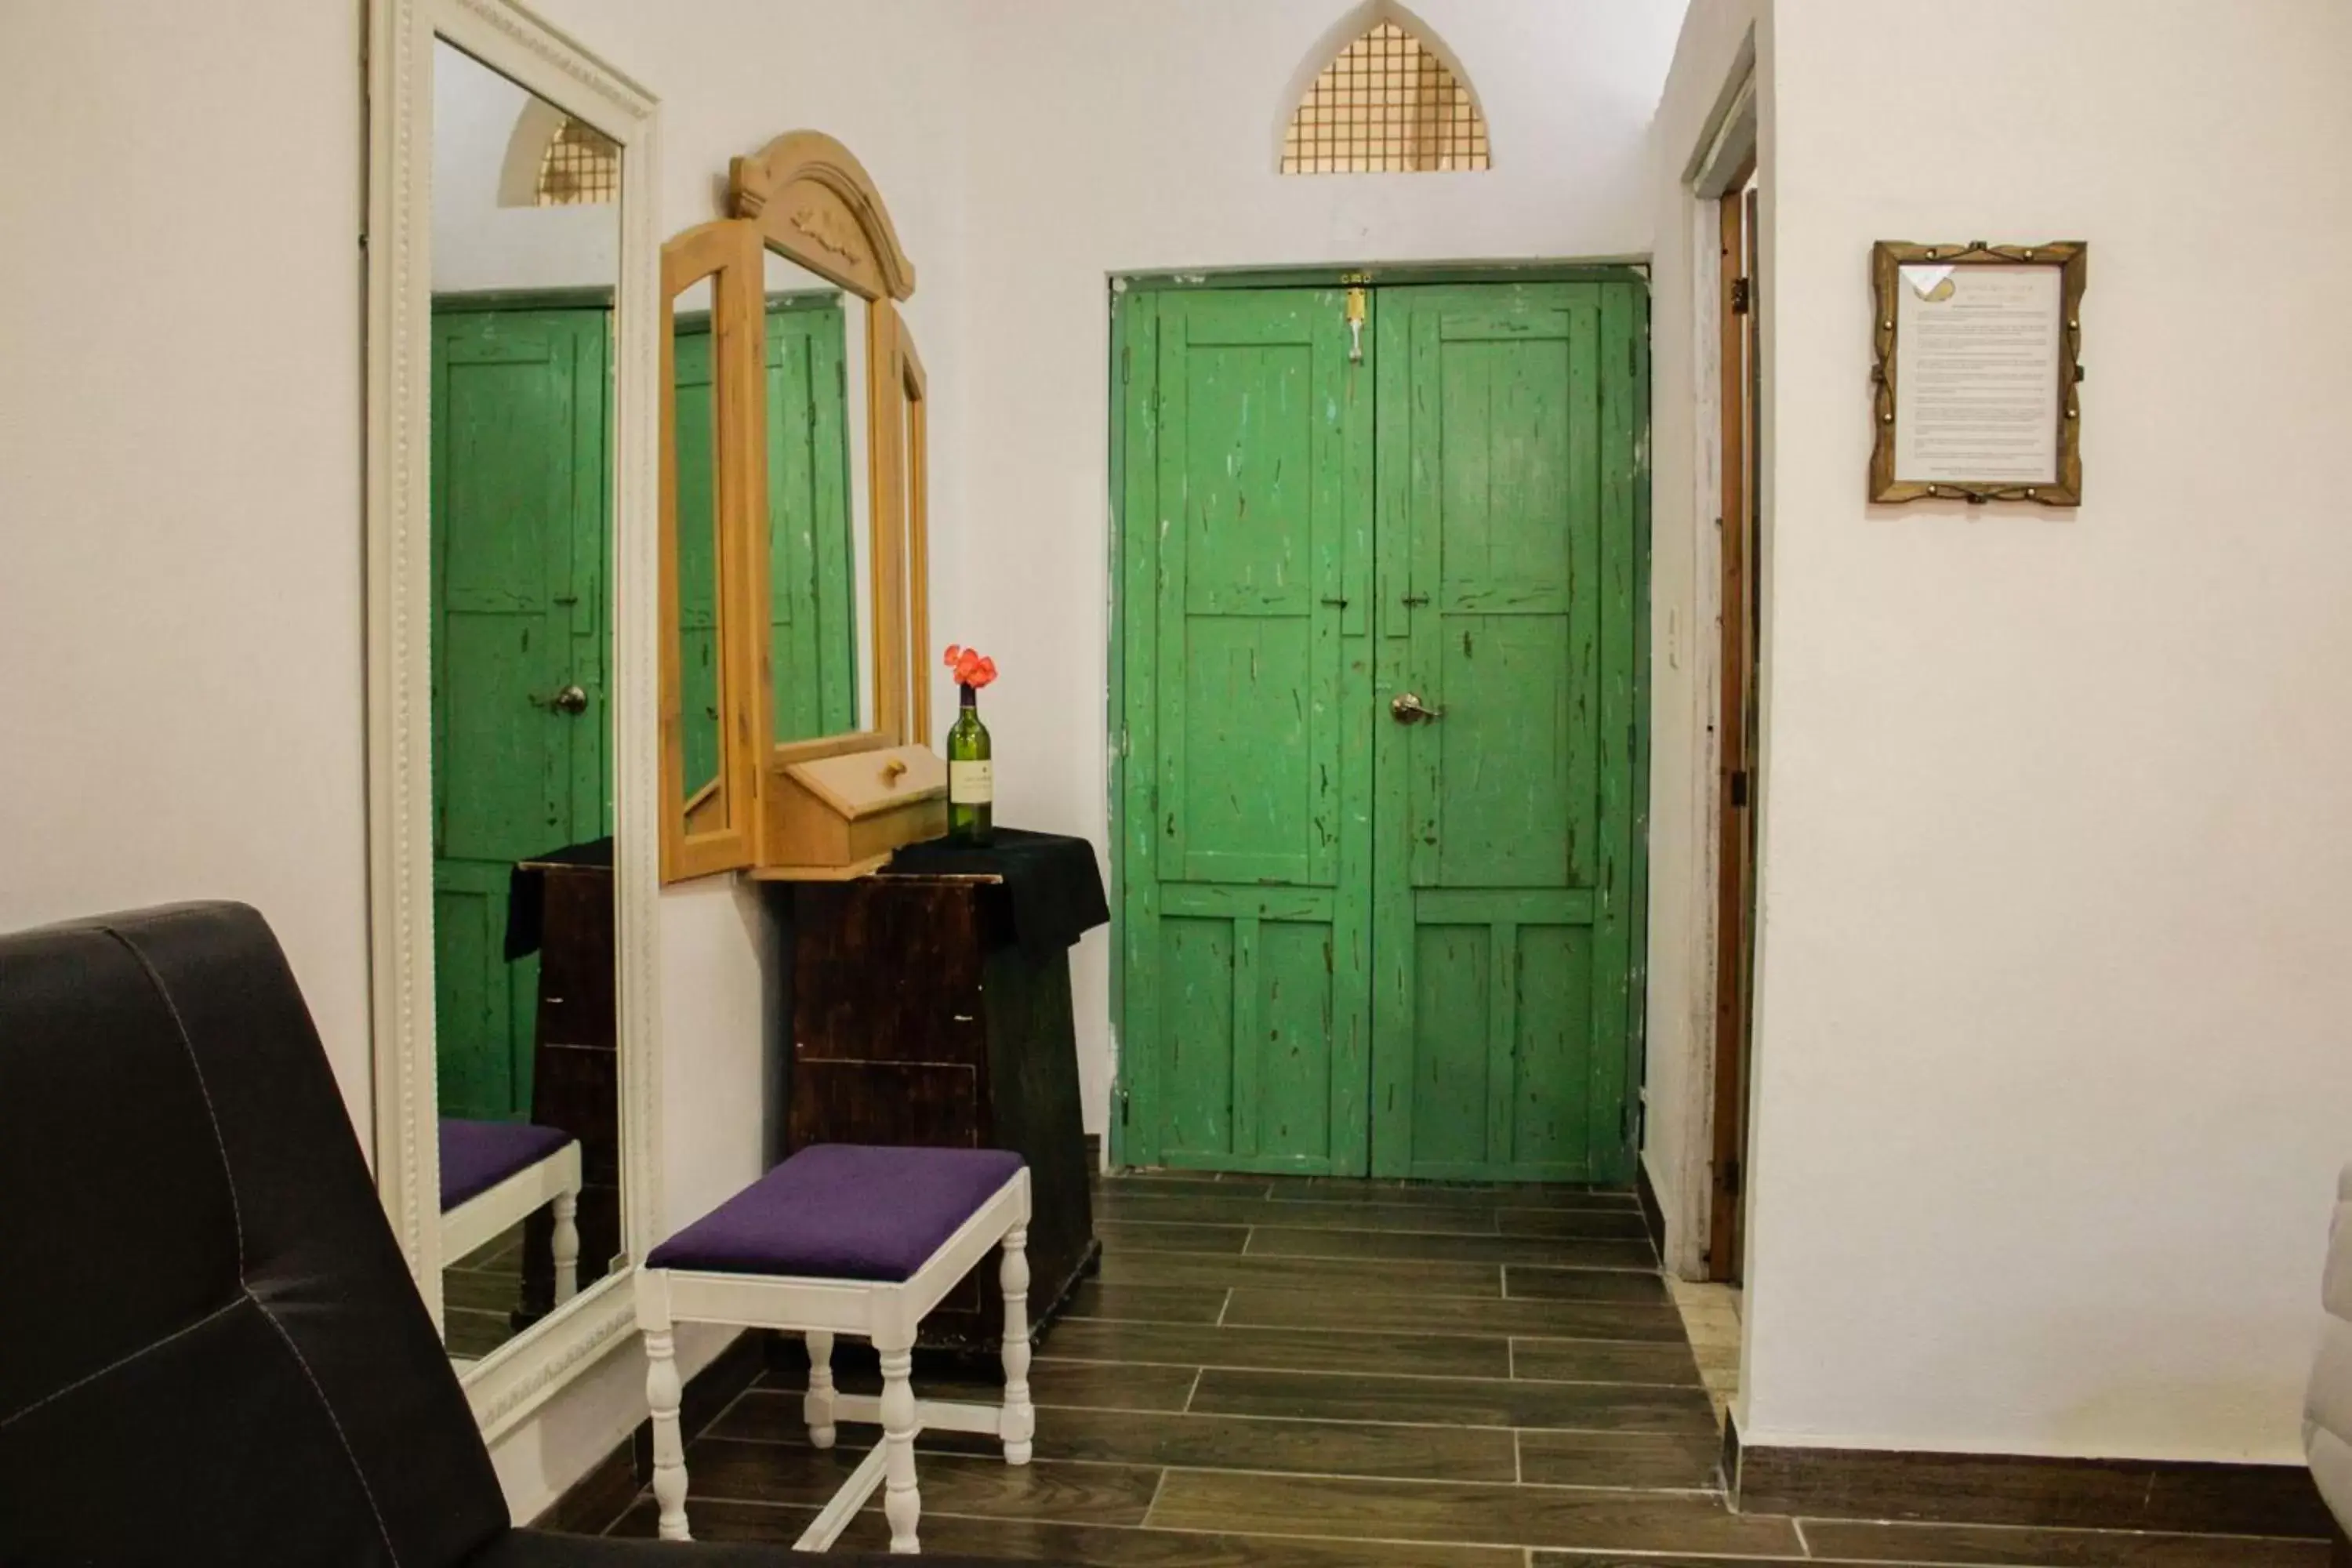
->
xmin=1708 ymin=157 xmax=1759 ymax=1284
xmin=1107 ymin=267 xmax=1651 ymax=1183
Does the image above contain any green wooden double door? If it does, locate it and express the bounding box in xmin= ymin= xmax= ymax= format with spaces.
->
xmin=1118 ymin=281 xmax=1648 ymax=1182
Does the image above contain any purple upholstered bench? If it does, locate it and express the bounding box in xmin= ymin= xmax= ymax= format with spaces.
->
xmin=635 ymin=1144 xmax=1034 ymax=1555
xmin=437 ymin=1119 xmax=583 ymax=1308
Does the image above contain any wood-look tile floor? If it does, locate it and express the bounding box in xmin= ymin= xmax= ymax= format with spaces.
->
xmin=606 ymin=1172 xmax=2329 ymax=1565
xmin=445 ymin=1225 xmax=526 ymax=1363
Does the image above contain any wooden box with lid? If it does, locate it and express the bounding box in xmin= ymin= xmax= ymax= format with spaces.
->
xmin=755 ymin=732 xmax=947 ymax=882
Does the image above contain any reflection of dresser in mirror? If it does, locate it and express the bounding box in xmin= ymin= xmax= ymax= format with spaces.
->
xmin=508 ymin=842 xmax=621 ymax=1319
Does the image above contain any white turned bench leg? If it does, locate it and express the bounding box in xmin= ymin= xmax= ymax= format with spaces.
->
xmin=877 ymin=1339 xmax=921 ymax=1554
xmin=550 ymin=1189 xmax=579 ymax=1305
xmin=804 ymin=1329 xmax=837 ymax=1449
xmin=638 ymin=1166 xmax=1031 ymax=1555
xmin=1000 ymin=1225 xmax=1034 ymax=1466
xmin=644 ymin=1327 xmax=691 ymax=1541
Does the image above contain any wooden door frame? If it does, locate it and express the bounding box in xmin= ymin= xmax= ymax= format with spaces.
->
xmin=1706 ymin=156 xmax=1759 ymax=1282
xmin=1105 ymin=265 xmax=1653 ymax=1173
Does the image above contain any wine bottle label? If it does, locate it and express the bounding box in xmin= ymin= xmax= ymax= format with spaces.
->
xmin=949 ymin=760 xmax=994 ymax=805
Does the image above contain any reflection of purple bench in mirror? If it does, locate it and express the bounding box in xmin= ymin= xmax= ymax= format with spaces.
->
xmin=637 ymin=1144 xmax=1035 ymax=1555
xmin=437 ymin=1119 xmax=583 ymax=1316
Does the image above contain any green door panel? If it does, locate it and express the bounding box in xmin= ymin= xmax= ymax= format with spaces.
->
xmin=670 ymin=323 xmax=724 ymax=797
xmin=1156 ymin=293 xmax=1345 ymax=891
xmin=1116 ymin=277 xmax=1644 ymax=1182
xmin=1373 ymin=282 xmax=1642 ymax=1182
xmin=430 ymin=303 xmax=612 ymax=1122
xmin=766 ymin=296 xmax=858 ymax=740
xmin=1124 ymin=288 xmax=1374 ymax=1174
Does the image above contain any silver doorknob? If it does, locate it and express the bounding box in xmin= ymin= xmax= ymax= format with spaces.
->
xmin=544 ymin=683 xmax=589 ymax=716
xmin=1390 ymin=691 xmax=1443 ymax=723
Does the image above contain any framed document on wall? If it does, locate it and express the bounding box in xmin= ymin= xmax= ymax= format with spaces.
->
xmin=1871 ymin=241 xmax=2085 ymax=506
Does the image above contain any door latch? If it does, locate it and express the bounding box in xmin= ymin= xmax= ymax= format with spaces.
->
xmin=1345 ymin=285 xmax=1367 ymax=364
xmin=1390 ymin=692 xmax=1443 ymax=724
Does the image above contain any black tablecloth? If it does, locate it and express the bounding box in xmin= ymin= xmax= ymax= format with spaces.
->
xmin=503 ymin=837 xmax=613 ymax=961
xmin=885 ymin=828 xmax=1109 ymax=960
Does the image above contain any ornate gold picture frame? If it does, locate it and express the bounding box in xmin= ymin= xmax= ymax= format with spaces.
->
xmin=1871 ymin=241 xmax=2086 ymax=506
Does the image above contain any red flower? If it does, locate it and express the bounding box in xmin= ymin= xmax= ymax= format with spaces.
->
xmin=943 ymin=644 xmax=998 ymax=689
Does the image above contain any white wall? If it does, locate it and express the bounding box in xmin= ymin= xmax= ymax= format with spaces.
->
xmin=535 ymin=0 xmax=978 ymax=1260
xmin=0 ymin=0 xmax=374 ymax=1116
xmin=1741 ymin=0 xmax=2352 ymax=1462
xmin=483 ymin=0 xmax=982 ymax=1517
xmin=433 ymin=40 xmax=619 ymax=294
xmin=18 ymin=0 xmax=2350 ymax=1514
xmin=478 ymin=0 xmax=1685 ymax=1511
xmin=0 ymin=0 xmax=837 ymax=1523
xmin=0 ymin=0 xmax=1689 ymax=1522
xmin=1638 ymin=0 xmax=1755 ymax=1279
xmin=956 ymin=0 xmax=1685 ymax=1130
xmin=524 ymin=0 xmax=1687 ymax=1152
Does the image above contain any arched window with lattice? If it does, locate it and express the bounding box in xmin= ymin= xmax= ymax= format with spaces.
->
xmin=496 ymin=100 xmax=620 ymax=209
xmin=1282 ymin=12 xmax=1490 ymax=174
xmin=535 ymin=114 xmax=619 ymax=205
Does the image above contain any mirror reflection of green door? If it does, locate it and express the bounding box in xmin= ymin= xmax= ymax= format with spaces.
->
xmin=670 ymin=323 xmax=724 ymax=798
xmin=766 ymin=296 xmax=859 ymax=739
xmin=671 ymin=297 xmax=858 ymax=791
xmin=430 ymin=302 xmax=612 ymax=1121
xmin=1118 ymin=281 xmax=1647 ymax=1182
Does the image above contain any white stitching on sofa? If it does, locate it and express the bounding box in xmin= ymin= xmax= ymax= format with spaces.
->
xmin=0 ymin=1296 xmax=244 ymax=1432
xmin=111 ymin=924 xmax=406 ymax=1568
xmin=105 ymin=928 xmax=245 ymax=1275
xmin=249 ymin=1284 xmax=406 ymax=1568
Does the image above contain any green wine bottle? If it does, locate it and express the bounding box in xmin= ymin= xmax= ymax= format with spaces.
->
xmin=946 ymin=683 xmax=993 ymax=846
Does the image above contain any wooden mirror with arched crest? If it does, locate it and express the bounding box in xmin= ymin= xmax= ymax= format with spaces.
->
xmin=657 ymin=131 xmax=936 ymax=884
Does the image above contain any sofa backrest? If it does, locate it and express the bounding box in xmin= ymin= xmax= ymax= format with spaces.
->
xmin=0 ymin=902 xmax=510 ymax=1566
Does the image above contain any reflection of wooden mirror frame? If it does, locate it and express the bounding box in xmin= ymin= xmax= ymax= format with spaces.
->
xmin=733 ymin=130 xmax=927 ymax=764
xmin=869 ymin=303 xmax=931 ymax=747
xmin=658 ymin=219 xmax=766 ymax=884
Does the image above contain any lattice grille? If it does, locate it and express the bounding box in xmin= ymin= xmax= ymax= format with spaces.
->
xmin=535 ymin=115 xmax=619 ymax=206
xmin=1283 ymin=21 xmax=1490 ymax=175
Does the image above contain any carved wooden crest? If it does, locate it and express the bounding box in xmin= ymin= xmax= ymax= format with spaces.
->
xmin=728 ymin=130 xmax=916 ymax=302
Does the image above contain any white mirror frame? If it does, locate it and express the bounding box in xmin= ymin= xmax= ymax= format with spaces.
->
xmin=365 ymin=0 xmax=663 ymax=1442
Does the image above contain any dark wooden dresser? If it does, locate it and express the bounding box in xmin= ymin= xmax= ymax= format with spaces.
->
xmin=786 ymin=867 xmax=1098 ymax=1353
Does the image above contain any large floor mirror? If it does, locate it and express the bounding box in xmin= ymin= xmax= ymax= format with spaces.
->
xmin=430 ymin=35 xmax=620 ymax=1363
xmin=368 ymin=0 xmax=662 ymax=1439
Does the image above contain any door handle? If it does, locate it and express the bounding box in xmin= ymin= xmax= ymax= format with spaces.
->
xmin=1390 ymin=692 xmax=1443 ymax=724
xmin=533 ymin=683 xmax=590 ymax=716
